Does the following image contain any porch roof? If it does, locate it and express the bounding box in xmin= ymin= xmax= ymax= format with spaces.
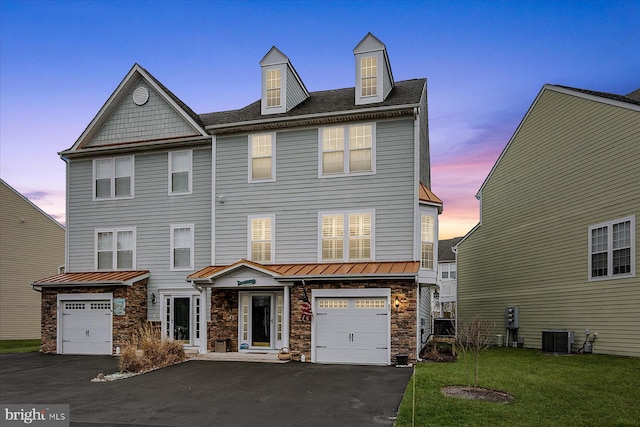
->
xmin=32 ymin=271 xmax=150 ymax=290
xmin=187 ymin=260 xmax=420 ymax=283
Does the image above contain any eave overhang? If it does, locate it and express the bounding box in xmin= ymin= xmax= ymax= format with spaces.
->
xmin=31 ymin=271 xmax=150 ymax=291
xmin=205 ymin=105 xmax=418 ymax=135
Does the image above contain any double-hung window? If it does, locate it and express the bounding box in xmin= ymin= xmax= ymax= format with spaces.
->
xmin=589 ymin=216 xmax=635 ymax=280
xmin=249 ymin=215 xmax=274 ymax=263
xmin=93 ymin=156 xmax=133 ymax=199
xmin=95 ymin=228 xmax=135 ymax=270
xmin=171 ymin=224 xmax=194 ymax=271
xmin=441 ymin=264 xmax=457 ymax=280
xmin=169 ymin=150 xmax=192 ymax=194
xmin=421 ymin=214 xmax=435 ymax=270
xmin=320 ymin=211 xmax=373 ymax=262
xmin=320 ymin=124 xmax=374 ymax=176
xmin=249 ymin=133 xmax=275 ymax=182
xmin=266 ymin=69 xmax=281 ymax=108
xmin=360 ymin=56 xmax=377 ymax=97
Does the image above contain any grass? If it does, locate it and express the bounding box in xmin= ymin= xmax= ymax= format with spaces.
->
xmin=0 ymin=339 xmax=41 ymax=353
xmin=396 ymin=347 xmax=640 ymax=427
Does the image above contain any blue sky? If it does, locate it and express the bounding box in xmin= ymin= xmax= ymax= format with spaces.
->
xmin=1 ymin=0 xmax=638 ymax=238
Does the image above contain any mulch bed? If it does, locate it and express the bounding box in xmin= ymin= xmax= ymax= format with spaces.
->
xmin=441 ymin=385 xmax=514 ymax=403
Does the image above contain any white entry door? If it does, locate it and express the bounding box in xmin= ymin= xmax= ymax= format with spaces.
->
xmin=163 ymin=294 xmax=200 ymax=347
xmin=315 ymin=297 xmax=389 ymax=365
xmin=239 ymin=291 xmax=284 ymax=350
xmin=60 ymin=299 xmax=112 ymax=355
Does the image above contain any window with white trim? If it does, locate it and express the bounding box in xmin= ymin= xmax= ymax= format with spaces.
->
xmin=169 ymin=150 xmax=192 ymax=194
xmin=589 ymin=216 xmax=635 ymax=280
xmin=266 ymin=69 xmax=281 ymax=108
xmin=93 ymin=156 xmax=133 ymax=199
xmin=249 ymin=133 xmax=275 ymax=182
xmin=171 ymin=224 xmax=194 ymax=271
xmin=319 ymin=124 xmax=374 ymax=176
xmin=440 ymin=263 xmax=457 ymax=279
xmin=320 ymin=211 xmax=373 ymax=262
xmin=95 ymin=228 xmax=135 ymax=270
xmin=249 ymin=215 xmax=273 ymax=263
xmin=421 ymin=214 xmax=435 ymax=269
xmin=360 ymin=56 xmax=377 ymax=97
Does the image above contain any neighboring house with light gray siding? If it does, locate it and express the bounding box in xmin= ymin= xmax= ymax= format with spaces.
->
xmin=33 ymin=33 xmax=442 ymax=365
xmin=456 ymin=85 xmax=640 ymax=357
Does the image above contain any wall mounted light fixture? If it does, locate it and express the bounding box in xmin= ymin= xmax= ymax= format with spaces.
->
xmin=394 ymin=296 xmax=400 ymax=311
xmin=151 ymin=293 xmax=157 ymax=305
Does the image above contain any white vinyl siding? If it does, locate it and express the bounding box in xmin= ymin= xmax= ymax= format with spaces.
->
xmin=589 ymin=216 xmax=635 ymax=281
xmin=93 ymin=156 xmax=134 ymax=200
xmin=319 ymin=124 xmax=375 ymax=177
xmin=249 ymin=133 xmax=275 ymax=182
xmin=249 ymin=215 xmax=274 ymax=263
xmin=421 ymin=214 xmax=435 ymax=269
xmin=171 ymin=224 xmax=194 ymax=271
xmin=320 ymin=211 xmax=374 ymax=262
xmin=95 ymin=228 xmax=135 ymax=270
xmin=169 ymin=150 xmax=192 ymax=195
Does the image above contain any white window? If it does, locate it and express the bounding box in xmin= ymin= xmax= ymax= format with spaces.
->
xmin=266 ymin=69 xmax=281 ymax=108
xmin=360 ymin=56 xmax=377 ymax=97
xmin=169 ymin=150 xmax=192 ymax=194
xmin=249 ymin=215 xmax=274 ymax=263
xmin=249 ymin=134 xmax=275 ymax=182
xmin=589 ymin=216 xmax=635 ymax=280
xmin=319 ymin=124 xmax=375 ymax=177
xmin=320 ymin=211 xmax=373 ymax=262
xmin=171 ymin=224 xmax=194 ymax=271
xmin=93 ymin=156 xmax=134 ymax=199
xmin=440 ymin=263 xmax=457 ymax=280
xmin=421 ymin=215 xmax=435 ymax=269
xmin=95 ymin=228 xmax=135 ymax=270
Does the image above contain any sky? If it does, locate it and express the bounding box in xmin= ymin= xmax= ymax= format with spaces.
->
xmin=1 ymin=0 xmax=638 ymax=239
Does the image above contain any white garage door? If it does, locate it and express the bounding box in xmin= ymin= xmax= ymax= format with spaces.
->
xmin=61 ymin=300 xmax=112 ymax=355
xmin=315 ymin=297 xmax=389 ymax=365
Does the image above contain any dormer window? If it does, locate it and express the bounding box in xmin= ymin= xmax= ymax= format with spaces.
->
xmin=260 ymin=46 xmax=309 ymax=115
xmin=361 ymin=56 xmax=377 ymax=97
xmin=266 ymin=69 xmax=281 ymax=108
xmin=354 ymin=33 xmax=394 ymax=105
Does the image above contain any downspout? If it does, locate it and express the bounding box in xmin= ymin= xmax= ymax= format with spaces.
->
xmin=60 ymin=155 xmax=70 ymax=271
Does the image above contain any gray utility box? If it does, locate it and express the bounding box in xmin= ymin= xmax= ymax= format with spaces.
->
xmin=504 ymin=306 xmax=519 ymax=329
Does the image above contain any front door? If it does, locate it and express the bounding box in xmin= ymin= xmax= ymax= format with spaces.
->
xmin=239 ymin=291 xmax=284 ymax=350
xmin=251 ymin=295 xmax=271 ymax=347
xmin=163 ymin=294 xmax=200 ymax=347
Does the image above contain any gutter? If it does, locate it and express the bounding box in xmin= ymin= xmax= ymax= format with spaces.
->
xmin=205 ymin=103 xmax=419 ymax=133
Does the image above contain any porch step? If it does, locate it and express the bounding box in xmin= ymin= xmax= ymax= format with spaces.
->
xmin=189 ymin=352 xmax=290 ymax=363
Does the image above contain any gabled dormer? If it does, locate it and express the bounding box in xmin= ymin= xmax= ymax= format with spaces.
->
xmin=353 ymin=33 xmax=395 ymax=105
xmin=260 ymin=47 xmax=309 ymax=115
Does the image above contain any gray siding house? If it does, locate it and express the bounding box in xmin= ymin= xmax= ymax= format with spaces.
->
xmin=33 ymin=33 xmax=442 ymax=364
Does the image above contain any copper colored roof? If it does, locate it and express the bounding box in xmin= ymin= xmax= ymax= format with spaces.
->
xmin=187 ymin=260 xmax=419 ymax=282
xmin=32 ymin=271 xmax=150 ymax=288
xmin=419 ymin=182 xmax=443 ymax=206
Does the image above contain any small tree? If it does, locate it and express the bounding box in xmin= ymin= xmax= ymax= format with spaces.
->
xmin=456 ymin=315 xmax=494 ymax=387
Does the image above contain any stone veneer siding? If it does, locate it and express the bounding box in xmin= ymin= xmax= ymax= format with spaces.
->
xmin=40 ymin=278 xmax=148 ymax=354
xmin=208 ymin=279 xmax=417 ymax=364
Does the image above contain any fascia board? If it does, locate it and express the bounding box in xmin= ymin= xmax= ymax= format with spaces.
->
xmin=205 ymin=103 xmax=419 ymax=132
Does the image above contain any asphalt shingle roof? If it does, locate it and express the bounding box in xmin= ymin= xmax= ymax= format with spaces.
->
xmin=200 ymin=78 xmax=426 ymax=128
xmin=555 ymin=85 xmax=640 ymax=107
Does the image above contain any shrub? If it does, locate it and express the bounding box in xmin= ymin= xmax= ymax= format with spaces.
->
xmin=119 ymin=323 xmax=187 ymax=373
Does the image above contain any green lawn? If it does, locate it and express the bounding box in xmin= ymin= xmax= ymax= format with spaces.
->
xmin=396 ymin=347 xmax=640 ymax=427
xmin=0 ymin=339 xmax=41 ymax=353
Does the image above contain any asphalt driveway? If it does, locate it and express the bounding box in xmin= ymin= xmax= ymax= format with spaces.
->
xmin=0 ymin=353 xmax=413 ymax=426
